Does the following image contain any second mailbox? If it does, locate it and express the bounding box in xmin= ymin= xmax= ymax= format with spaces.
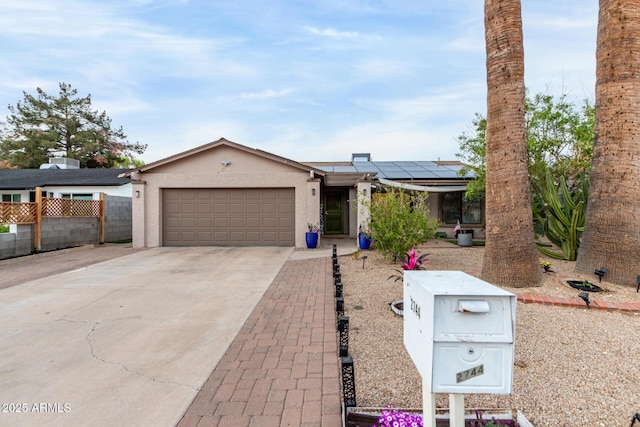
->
xmin=403 ymin=270 xmax=516 ymax=394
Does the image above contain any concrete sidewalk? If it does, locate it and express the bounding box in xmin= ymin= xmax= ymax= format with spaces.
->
xmin=0 ymin=246 xmax=293 ymax=427
xmin=177 ymin=240 xmax=352 ymax=426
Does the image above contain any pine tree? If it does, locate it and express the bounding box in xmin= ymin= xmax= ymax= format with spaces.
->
xmin=0 ymin=83 xmax=146 ymax=168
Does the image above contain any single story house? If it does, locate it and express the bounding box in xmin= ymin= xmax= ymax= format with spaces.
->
xmin=121 ymin=138 xmax=482 ymax=249
xmin=0 ymin=168 xmax=132 ymax=203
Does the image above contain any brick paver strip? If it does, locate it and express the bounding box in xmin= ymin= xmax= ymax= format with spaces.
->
xmin=177 ymin=257 xmax=342 ymax=426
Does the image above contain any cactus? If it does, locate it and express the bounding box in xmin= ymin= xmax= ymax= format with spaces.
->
xmin=534 ymin=169 xmax=589 ymax=261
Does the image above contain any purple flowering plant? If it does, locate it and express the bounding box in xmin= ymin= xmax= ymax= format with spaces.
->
xmin=374 ymin=408 xmax=423 ymax=427
xmin=372 ymin=408 xmax=520 ymax=427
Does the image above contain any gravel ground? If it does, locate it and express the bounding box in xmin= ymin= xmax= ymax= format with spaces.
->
xmin=340 ymin=242 xmax=640 ymax=426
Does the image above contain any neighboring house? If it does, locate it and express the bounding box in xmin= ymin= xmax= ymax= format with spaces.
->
xmin=0 ymin=168 xmax=132 ymax=203
xmin=0 ymin=167 xmax=133 ymax=258
xmin=121 ymin=138 xmax=481 ymax=249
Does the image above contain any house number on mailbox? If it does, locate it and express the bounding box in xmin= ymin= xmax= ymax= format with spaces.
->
xmin=410 ymin=296 xmax=420 ymax=319
xmin=456 ymin=364 xmax=484 ymax=383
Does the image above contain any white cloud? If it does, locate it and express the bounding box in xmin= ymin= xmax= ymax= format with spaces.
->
xmin=239 ymin=88 xmax=295 ymax=100
xmin=1 ymin=0 xmax=256 ymax=83
xmin=0 ymin=0 xmax=600 ymax=165
xmin=303 ymin=26 xmax=364 ymax=40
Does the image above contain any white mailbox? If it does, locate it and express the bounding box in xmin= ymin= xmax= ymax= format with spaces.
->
xmin=403 ymin=270 xmax=516 ymax=394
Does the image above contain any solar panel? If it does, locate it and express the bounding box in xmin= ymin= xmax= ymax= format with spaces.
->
xmin=376 ymin=165 xmax=403 ymax=171
xmin=332 ymin=166 xmax=359 ymax=173
xmin=401 ymin=165 xmax=427 ymax=172
xmin=407 ymin=171 xmax=439 ymax=179
xmin=369 ymin=161 xmax=462 ymax=179
xmin=380 ymin=171 xmax=413 ymax=179
xmin=353 ymin=164 xmax=380 ymax=173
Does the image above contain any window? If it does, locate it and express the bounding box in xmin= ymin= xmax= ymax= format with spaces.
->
xmin=1 ymin=194 xmax=21 ymax=202
xmin=61 ymin=193 xmax=93 ymax=200
xmin=441 ymin=192 xmax=482 ymax=224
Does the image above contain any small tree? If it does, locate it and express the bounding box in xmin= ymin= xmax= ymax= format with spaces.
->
xmin=0 ymin=83 xmax=147 ymax=168
xmin=365 ymin=186 xmax=440 ymax=257
xmin=456 ymin=92 xmax=594 ymax=201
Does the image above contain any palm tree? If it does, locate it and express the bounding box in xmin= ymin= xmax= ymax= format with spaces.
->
xmin=576 ymin=0 xmax=640 ymax=286
xmin=481 ymin=0 xmax=542 ymax=287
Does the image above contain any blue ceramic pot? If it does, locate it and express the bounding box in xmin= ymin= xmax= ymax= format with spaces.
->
xmin=358 ymin=234 xmax=371 ymax=250
xmin=306 ymin=232 xmax=318 ymax=249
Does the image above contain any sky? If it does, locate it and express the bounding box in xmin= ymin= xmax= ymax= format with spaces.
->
xmin=0 ymin=0 xmax=598 ymax=165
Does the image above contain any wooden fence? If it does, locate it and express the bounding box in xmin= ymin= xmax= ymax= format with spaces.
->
xmin=0 ymin=202 xmax=37 ymax=224
xmin=0 ymin=188 xmax=105 ymax=250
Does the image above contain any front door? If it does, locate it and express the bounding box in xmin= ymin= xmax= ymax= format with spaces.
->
xmin=324 ymin=192 xmax=344 ymax=235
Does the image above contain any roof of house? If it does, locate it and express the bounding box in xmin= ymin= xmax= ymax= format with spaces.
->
xmin=120 ymin=138 xmax=326 ymax=177
xmin=0 ymin=169 xmax=132 ymax=190
xmin=117 ymin=139 xmax=471 ymax=184
xmin=303 ymin=160 xmax=471 ymax=180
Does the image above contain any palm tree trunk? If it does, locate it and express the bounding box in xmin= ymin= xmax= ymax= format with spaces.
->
xmin=481 ymin=0 xmax=542 ymax=287
xmin=576 ymin=0 xmax=640 ymax=286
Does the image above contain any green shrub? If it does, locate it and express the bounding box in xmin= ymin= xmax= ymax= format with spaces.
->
xmin=364 ymin=186 xmax=440 ymax=257
xmin=0 ymin=224 xmax=9 ymax=233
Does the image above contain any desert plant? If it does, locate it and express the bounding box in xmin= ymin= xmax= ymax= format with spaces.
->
xmin=364 ymin=186 xmax=440 ymax=257
xmin=388 ymin=248 xmax=430 ymax=282
xmin=534 ymin=168 xmax=588 ymax=260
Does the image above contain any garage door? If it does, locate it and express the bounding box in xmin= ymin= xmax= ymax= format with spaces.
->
xmin=162 ymin=188 xmax=295 ymax=246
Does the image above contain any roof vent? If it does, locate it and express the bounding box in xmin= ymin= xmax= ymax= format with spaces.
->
xmin=39 ymin=163 xmax=61 ymax=169
xmin=41 ymin=157 xmax=80 ymax=169
xmin=352 ymin=153 xmax=371 ymax=162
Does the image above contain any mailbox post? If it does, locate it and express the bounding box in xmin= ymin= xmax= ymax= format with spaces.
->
xmin=403 ymin=271 xmax=516 ymax=426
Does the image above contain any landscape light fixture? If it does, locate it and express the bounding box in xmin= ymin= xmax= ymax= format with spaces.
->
xmin=578 ymin=292 xmax=590 ymax=307
xmin=135 ymin=191 xmax=140 ymax=198
xmin=594 ymin=267 xmax=608 ymax=283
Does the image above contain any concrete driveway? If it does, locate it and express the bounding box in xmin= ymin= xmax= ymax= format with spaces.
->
xmin=0 ymin=246 xmax=293 ymax=426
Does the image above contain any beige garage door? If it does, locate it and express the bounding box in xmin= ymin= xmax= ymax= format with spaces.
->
xmin=162 ymin=188 xmax=295 ymax=246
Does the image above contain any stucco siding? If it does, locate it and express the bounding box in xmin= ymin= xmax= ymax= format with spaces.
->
xmin=131 ymin=145 xmax=318 ymax=248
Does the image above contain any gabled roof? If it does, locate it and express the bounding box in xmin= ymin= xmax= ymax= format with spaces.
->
xmin=120 ymin=138 xmax=326 ymax=177
xmin=0 ymin=169 xmax=132 ymax=190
